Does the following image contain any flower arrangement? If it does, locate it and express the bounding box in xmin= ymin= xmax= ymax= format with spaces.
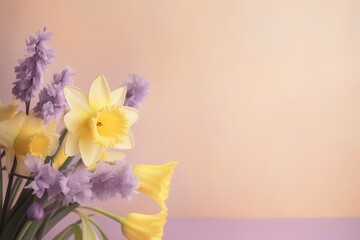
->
xmin=0 ymin=27 xmax=176 ymax=239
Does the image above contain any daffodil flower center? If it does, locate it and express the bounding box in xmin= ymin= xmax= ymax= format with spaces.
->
xmin=14 ymin=133 xmax=51 ymax=159
xmin=89 ymin=105 xmax=129 ymax=147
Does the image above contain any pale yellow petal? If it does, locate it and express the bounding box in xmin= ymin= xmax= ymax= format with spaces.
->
xmin=89 ymin=74 xmax=112 ymax=111
xmin=0 ymin=101 xmax=18 ymax=122
xmin=21 ymin=113 xmax=45 ymax=135
xmin=65 ymin=133 xmax=80 ymax=156
xmin=0 ymin=123 xmax=18 ymax=147
xmin=5 ymin=151 xmax=29 ymax=176
xmin=113 ymin=131 xmax=134 ymax=149
xmin=12 ymin=112 xmax=27 ymax=130
xmin=64 ymin=86 xmax=92 ymax=113
xmin=111 ymin=87 xmax=126 ymax=107
xmin=100 ymin=149 xmax=126 ymax=163
xmin=64 ymin=109 xmax=89 ymax=133
xmin=45 ymin=118 xmax=58 ymax=132
xmin=79 ymin=132 xmax=104 ymax=166
xmin=123 ymin=107 xmax=140 ymax=126
xmin=0 ymin=112 xmax=25 ymax=147
xmin=5 ymin=148 xmax=15 ymax=173
xmin=47 ymin=133 xmax=60 ymax=156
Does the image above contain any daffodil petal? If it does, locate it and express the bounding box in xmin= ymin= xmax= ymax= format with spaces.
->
xmin=111 ymin=87 xmax=126 ymax=107
xmin=113 ymin=131 xmax=134 ymax=149
xmin=79 ymin=133 xmax=104 ymax=166
xmin=64 ymin=109 xmax=89 ymax=133
xmin=89 ymin=74 xmax=112 ymax=111
xmin=100 ymin=149 xmax=126 ymax=163
xmin=12 ymin=112 xmax=27 ymax=130
xmin=0 ymin=101 xmax=18 ymax=122
xmin=64 ymin=86 xmax=92 ymax=113
xmin=21 ymin=113 xmax=45 ymax=135
xmin=47 ymin=133 xmax=60 ymax=156
xmin=5 ymin=148 xmax=15 ymax=173
xmin=5 ymin=151 xmax=29 ymax=176
xmin=65 ymin=133 xmax=80 ymax=156
xmin=0 ymin=112 xmax=26 ymax=147
xmin=123 ymin=107 xmax=140 ymax=126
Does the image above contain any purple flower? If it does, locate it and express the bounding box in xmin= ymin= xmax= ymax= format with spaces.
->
xmin=90 ymin=161 xmax=139 ymax=201
xmin=122 ymin=74 xmax=150 ymax=109
xmin=27 ymin=202 xmax=44 ymax=221
xmin=50 ymin=165 xmax=92 ymax=206
xmin=23 ymin=154 xmax=43 ymax=174
xmin=33 ymin=67 xmax=74 ymax=123
xmin=12 ymin=27 xmax=55 ymax=102
xmin=24 ymin=156 xmax=61 ymax=198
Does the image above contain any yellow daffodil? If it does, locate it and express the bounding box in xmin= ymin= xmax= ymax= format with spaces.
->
xmin=133 ymin=162 xmax=177 ymax=210
xmin=0 ymin=112 xmax=59 ymax=174
xmin=63 ymin=74 xmax=140 ymax=167
xmin=84 ymin=206 xmax=167 ymax=240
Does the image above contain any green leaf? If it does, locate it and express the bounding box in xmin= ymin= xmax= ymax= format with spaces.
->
xmin=20 ymin=218 xmax=45 ymax=240
xmin=74 ymin=210 xmax=99 ymax=240
xmin=89 ymin=217 xmax=109 ymax=240
xmin=52 ymin=224 xmax=74 ymax=240
xmin=0 ymin=195 xmax=34 ymax=239
xmin=42 ymin=203 xmax=79 ymax=236
xmin=51 ymin=218 xmax=82 ymax=240
xmin=21 ymin=203 xmax=79 ymax=240
xmin=8 ymin=178 xmax=23 ymax=208
xmin=72 ymin=224 xmax=83 ymax=240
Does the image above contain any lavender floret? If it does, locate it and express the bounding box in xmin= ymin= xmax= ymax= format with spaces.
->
xmin=33 ymin=67 xmax=74 ymax=123
xmin=12 ymin=27 xmax=55 ymax=102
xmin=90 ymin=161 xmax=139 ymax=201
xmin=122 ymin=74 xmax=150 ymax=109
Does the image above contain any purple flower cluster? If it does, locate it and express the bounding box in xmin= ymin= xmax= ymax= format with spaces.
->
xmin=33 ymin=67 xmax=74 ymax=123
xmin=24 ymin=156 xmax=139 ymax=206
xmin=52 ymin=165 xmax=92 ymax=206
xmin=12 ymin=27 xmax=55 ymax=102
xmin=90 ymin=161 xmax=139 ymax=201
xmin=122 ymin=74 xmax=150 ymax=109
xmin=24 ymin=155 xmax=60 ymax=198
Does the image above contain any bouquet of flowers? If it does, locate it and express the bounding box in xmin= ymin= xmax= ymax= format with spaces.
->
xmin=0 ymin=27 xmax=176 ymax=240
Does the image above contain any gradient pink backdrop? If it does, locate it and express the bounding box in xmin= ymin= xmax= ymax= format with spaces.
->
xmin=1 ymin=0 xmax=360 ymax=218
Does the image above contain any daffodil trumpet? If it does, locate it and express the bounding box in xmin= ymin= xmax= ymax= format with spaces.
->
xmin=133 ymin=162 xmax=178 ymax=209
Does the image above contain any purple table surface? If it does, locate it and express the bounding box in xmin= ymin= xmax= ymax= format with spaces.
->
xmin=45 ymin=217 xmax=360 ymax=240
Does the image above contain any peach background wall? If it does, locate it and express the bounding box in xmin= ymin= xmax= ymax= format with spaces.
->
xmin=1 ymin=0 xmax=360 ymax=218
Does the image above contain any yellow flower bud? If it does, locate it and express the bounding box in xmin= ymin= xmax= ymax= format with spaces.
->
xmin=133 ymin=162 xmax=177 ymax=209
xmin=120 ymin=211 xmax=167 ymax=240
xmin=53 ymin=143 xmax=68 ymax=169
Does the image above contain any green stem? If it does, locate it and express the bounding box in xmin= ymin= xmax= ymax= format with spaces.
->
xmin=16 ymin=220 xmax=32 ymax=240
xmin=11 ymin=173 xmax=33 ymax=181
xmin=82 ymin=206 xmax=123 ymax=223
xmin=8 ymin=177 xmax=23 ymax=209
xmin=0 ymin=157 xmax=18 ymax=231
xmin=35 ymin=212 xmax=52 ymax=240
xmin=25 ymin=101 xmax=31 ymax=115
